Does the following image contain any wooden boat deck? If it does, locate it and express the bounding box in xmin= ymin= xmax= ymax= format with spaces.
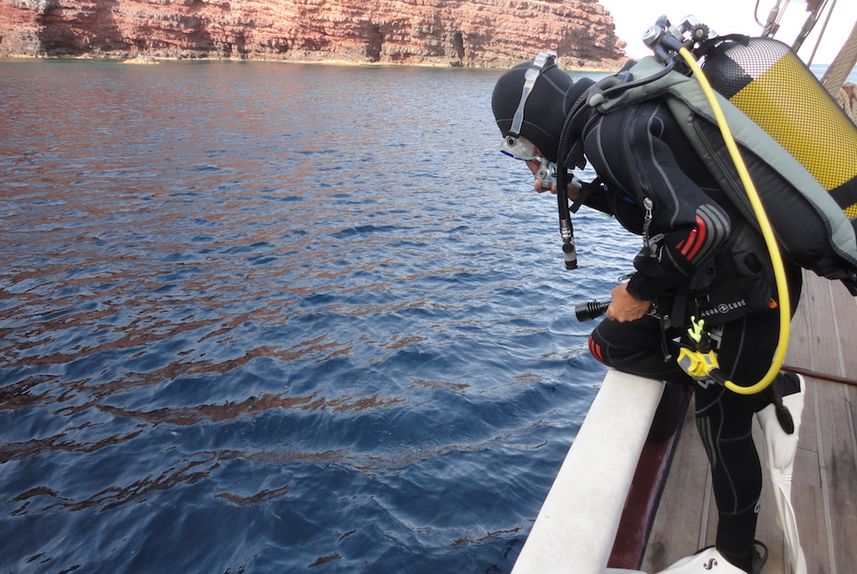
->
xmin=640 ymin=272 xmax=857 ymax=573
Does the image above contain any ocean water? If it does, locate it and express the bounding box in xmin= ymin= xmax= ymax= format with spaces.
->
xmin=0 ymin=61 xmax=631 ymax=573
xmin=809 ymin=63 xmax=857 ymax=85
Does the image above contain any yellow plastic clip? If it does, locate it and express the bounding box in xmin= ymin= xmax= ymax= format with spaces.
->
xmin=678 ymin=315 xmax=724 ymax=382
xmin=677 ymin=347 xmax=720 ymax=379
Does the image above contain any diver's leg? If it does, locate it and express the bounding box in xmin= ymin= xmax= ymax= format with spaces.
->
xmin=588 ymin=316 xmax=692 ymax=383
xmin=694 ymin=383 xmax=761 ymax=573
xmin=691 ymin=308 xmax=804 ymax=574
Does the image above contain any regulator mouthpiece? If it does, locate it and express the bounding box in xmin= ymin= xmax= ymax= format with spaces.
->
xmin=536 ymin=158 xmax=555 ymax=191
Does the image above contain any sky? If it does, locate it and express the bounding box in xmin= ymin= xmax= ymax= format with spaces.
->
xmin=599 ymin=0 xmax=856 ymax=65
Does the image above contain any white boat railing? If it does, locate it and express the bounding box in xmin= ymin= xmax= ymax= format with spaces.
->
xmin=511 ymin=369 xmax=665 ymax=574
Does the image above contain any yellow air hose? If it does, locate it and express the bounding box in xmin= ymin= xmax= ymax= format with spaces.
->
xmin=677 ymin=47 xmax=791 ymax=395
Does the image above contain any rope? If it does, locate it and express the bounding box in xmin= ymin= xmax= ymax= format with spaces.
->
xmin=821 ymin=20 xmax=857 ymax=94
xmin=792 ymin=0 xmax=829 ymax=53
xmin=807 ymin=0 xmax=838 ymax=66
xmin=762 ymin=0 xmax=789 ymax=38
xmin=832 ymin=83 xmax=857 ymax=125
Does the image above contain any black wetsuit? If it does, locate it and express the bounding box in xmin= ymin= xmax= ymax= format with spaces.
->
xmin=576 ymin=100 xmax=802 ymax=571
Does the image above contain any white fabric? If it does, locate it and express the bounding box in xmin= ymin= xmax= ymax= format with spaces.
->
xmin=755 ymin=376 xmax=807 ymax=574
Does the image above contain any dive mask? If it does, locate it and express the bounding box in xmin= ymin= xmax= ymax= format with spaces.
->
xmin=500 ymin=134 xmax=556 ymax=190
xmin=500 ymin=134 xmax=540 ymax=161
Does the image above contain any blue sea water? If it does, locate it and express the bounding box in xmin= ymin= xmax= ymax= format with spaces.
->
xmin=810 ymin=63 xmax=857 ymax=85
xmin=0 ymin=61 xmax=632 ymax=573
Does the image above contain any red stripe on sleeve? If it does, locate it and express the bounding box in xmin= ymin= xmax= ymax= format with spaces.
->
xmin=685 ymin=215 xmax=707 ymax=260
xmin=679 ymin=227 xmax=697 ymax=256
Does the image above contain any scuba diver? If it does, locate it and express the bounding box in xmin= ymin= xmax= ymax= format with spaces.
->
xmin=491 ymin=52 xmax=808 ymax=574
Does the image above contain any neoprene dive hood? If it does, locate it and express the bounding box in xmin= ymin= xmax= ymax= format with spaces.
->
xmin=491 ymin=56 xmax=594 ymax=164
xmin=492 ymin=54 xmax=597 ymax=270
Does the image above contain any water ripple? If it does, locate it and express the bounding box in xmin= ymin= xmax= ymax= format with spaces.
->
xmin=0 ymin=61 xmax=628 ymax=573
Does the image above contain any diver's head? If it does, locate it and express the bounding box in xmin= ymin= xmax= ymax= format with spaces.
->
xmin=492 ymin=52 xmax=593 ymax=164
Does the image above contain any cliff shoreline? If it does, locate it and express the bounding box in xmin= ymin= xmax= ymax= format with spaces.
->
xmin=0 ymin=0 xmax=627 ymax=70
xmin=0 ymin=52 xmax=626 ymax=73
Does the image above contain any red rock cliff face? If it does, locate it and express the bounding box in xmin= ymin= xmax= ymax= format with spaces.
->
xmin=0 ymin=0 xmax=626 ymax=68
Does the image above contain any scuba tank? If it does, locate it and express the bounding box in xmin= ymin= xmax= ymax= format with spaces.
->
xmin=702 ymin=37 xmax=857 ymax=225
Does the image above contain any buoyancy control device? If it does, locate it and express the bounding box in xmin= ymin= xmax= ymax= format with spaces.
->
xmin=582 ymin=19 xmax=857 ymax=295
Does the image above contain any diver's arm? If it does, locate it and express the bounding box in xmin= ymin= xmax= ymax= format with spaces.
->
xmin=618 ymin=110 xmax=732 ymax=301
xmin=527 ymin=161 xmax=616 ymax=216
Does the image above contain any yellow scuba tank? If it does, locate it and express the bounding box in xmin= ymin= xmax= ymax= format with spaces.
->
xmin=702 ymin=37 xmax=857 ymax=222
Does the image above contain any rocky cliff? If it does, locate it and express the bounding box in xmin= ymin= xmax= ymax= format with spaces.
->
xmin=0 ymin=0 xmax=626 ymax=68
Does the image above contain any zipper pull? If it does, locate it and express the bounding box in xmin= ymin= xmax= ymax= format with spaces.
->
xmin=642 ymin=197 xmax=658 ymax=255
xmin=642 ymin=197 xmax=654 ymax=239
